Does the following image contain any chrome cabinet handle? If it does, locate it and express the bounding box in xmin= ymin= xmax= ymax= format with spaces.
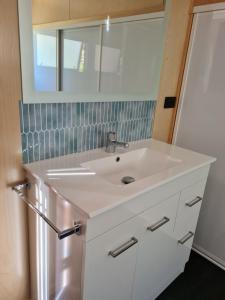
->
xmin=108 ymin=237 xmax=138 ymax=258
xmin=186 ymin=196 xmax=202 ymax=207
xmin=178 ymin=231 xmax=194 ymax=245
xmin=12 ymin=182 xmax=82 ymax=240
xmin=147 ymin=216 xmax=170 ymax=232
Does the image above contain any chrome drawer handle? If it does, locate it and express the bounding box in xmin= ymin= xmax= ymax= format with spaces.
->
xmin=12 ymin=182 xmax=82 ymax=240
xmin=186 ymin=196 xmax=202 ymax=207
xmin=178 ymin=231 xmax=194 ymax=245
xmin=147 ymin=217 xmax=170 ymax=232
xmin=108 ymin=237 xmax=138 ymax=258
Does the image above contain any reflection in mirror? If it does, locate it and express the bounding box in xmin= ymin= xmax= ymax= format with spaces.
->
xmin=62 ymin=27 xmax=101 ymax=93
xmin=18 ymin=0 xmax=165 ymax=102
xmin=33 ymin=29 xmax=57 ymax=91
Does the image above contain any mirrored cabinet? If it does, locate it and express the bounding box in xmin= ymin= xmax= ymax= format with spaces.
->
xmin=19 ymin=0 xmax=165 ymax=102
xmin=32 ymin=15 xmax=164 ymax=99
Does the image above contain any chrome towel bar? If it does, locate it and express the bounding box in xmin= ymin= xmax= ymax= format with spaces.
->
xmin=12 ymin=182 xmax=82 ymax=240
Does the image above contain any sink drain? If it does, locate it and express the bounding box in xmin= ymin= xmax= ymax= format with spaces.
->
xmin=121 ymin=176 xmax=135 ymax=185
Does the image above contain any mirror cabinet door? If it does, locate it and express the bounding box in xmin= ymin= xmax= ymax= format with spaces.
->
xmin=62 ymin=26 xmax=101 ymax=93
xmin=100 ymin=18 xmax=164 ymax=98
xmin=33 ymin=29 xmax=57 ymax=92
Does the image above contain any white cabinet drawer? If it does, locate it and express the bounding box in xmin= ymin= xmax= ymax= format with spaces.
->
xmin=175 ymin=179 xmax=207 ymax=265
xmin=83 ymin=216 xmax=142 ymax=300
xmin=175 ymin=179 xmax=207 ymax=237
xmin=133 ymin=194 xmax=180 ymax=300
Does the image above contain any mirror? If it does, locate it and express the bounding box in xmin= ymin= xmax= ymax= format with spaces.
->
xmin=18 ymin=0 xmax=166 ymax=103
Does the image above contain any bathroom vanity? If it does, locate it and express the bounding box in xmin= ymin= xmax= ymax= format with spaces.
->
xmin=21 ymin=139 xmax=215 ymax=300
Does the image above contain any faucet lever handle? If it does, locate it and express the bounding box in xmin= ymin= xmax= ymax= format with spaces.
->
xmin=107 ymin=131 xmax=116 ymax=142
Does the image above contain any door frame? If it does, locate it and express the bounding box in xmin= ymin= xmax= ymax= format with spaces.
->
xmin=172 ymin=2 xmax=225 ymax=144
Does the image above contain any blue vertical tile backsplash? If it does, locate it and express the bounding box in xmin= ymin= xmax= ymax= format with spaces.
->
xmin=19 ymin=100 xmax=156 ymax=164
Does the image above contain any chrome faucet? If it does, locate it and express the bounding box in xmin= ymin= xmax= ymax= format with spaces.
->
xmin=105 ymin=132 xmax=129 ymax=153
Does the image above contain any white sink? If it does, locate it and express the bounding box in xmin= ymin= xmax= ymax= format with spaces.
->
xmin=81 ymin=147 xmax=182 ymax=186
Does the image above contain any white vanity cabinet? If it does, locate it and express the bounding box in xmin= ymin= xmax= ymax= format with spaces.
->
xmin=82 ymin=170 xmax=210 ymax=300
xmin=23 ymin=140 xmax=215 ymax=300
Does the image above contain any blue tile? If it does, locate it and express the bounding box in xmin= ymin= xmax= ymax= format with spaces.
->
xmin=89 ymin=126 xmax=94 ymax=150
xmin=71 ymin=103 xmax=77 ymax=127
xmin=21 ymin=133 xmax=28 ymax=163
xmin=52 ymin=104 xmax=57 ymax=129
xmin=49 ymin=130 xmax=55 ymax=158
xmin=22 ymin=104 xmax=29 ymax=133
xmin=92 ymin=103 xmax=97 ymax=124
xmin=44 ymin=131 xmax=50 ymax=160
xmin=80 ymin=103 xmax=85 ymax=126
xmin=33 ymin=132 xmax=40 ymax=161
xmin=39 ymin=131 xmax=45 ymax=160
xmin=84 ymin=103 xmax=89 ymax=126
xmin=62 ymin=103 xmax=67 ymax=128
xmin=103 ymin=102 xmax=109 ymax=123
xmin=96 ymin=102 xmax=101 ymax=124
xmin=57 ymin=103 xmax=63 ymax=129
xmin=66 ymin=103 xmax=72 ymax=128
xmin=35 ymin=104 xmax=41 ymax=131
xmin=94 ymin=125 xmax=98 ymax=149
xmin=28 ymin=105 xmax=35 ymax=132
xmin=59 ymin=129 xmax=65 ymax=156
xmin=46 ymin=104 xmax=52 ymax=130
xmin=55 ymin=130 xmax=60 ymax=157
xmin=77 ymin=127 xmax=82 ymax=153
xmin=76 ymin=103 xmax=81 ymax=127
xmin=111 ymin=102 xmax=116 ymax=122
xmin=88 ymin=103 xmax=93 ymax=125
xmin=97 ymin=124 xmax=103 ymax=148
xmin=64 ymin=128 xmax=70 ymax=155
xmin=28 ymin=132 xmax=34 ymax=163
xmin=41 ymin=104 xmax=47 ymax=130
xmin=73 ymin=127 xmax=77 ymax=153
xmin=20 ymin=100 xmax=156 ymax=163
xmin=68 ymin=128 xmax=74 ymax=154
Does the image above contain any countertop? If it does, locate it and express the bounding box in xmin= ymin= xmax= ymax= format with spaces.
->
xmin=24 ymin=139 xmax=216 ymax=218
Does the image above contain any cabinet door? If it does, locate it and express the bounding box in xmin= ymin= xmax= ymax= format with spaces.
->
xmin=100 ymin=18 xmax=164 ymax=99
xmin=62 ymin=26 xmax=101 ymax=93
xmin=83 ymin=217 xmax=142 ymax=300
xmin=132 ymin=194 xmax=180 ymax=300
xmin=175 ymin=179 xmax=207 ymax=265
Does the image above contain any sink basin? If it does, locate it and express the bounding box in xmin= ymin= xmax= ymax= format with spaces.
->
xmin=81 ymin=148 xmax=182 ymax=186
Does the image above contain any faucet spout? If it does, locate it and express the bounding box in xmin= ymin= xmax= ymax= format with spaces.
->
xmin=114 ymin=141 xmax=129 ymax=148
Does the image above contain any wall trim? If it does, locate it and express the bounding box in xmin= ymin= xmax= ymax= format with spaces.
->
xmin=172 ymin=14 xmax=198 ymax=144
xmin=192 ymin=244 xmax=225 ymax=271
xmin=193 ymin=3 xmax=225 ymax=13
